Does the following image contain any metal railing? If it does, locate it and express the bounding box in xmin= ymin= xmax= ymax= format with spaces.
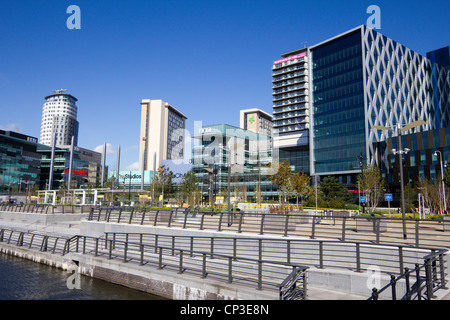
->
xmin=1 ymin=226 xmax=447 ymax=299
xmin=279 ymin=266 xmax=308 ymax=300
xmin=368 ymin=250 xmax=447 ymax=300
xmin=63 ymin=233 xmax=309 ymax=293
xmin=87 ymin=207 xmax=450 ymax=248
xmin=0 ymin=228 xmax=73 ymax=255
xmin=0 ymin=203 xmax=91 ymax=214
xmin=103 ymin=232 xmax=444 ymax=277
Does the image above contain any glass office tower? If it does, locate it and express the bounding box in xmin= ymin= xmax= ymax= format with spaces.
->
xmin=310 ymin=29 xmax=366 ymax=182
xmin=305 ymin=25 xmax=448 ymax=186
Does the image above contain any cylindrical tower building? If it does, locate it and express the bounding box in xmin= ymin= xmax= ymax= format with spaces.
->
xmin=40 ymin=89 xmax=79 ymax=147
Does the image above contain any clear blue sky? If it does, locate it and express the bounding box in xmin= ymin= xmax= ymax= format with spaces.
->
xmin=0 ymin=0 xmax=448 ymax=171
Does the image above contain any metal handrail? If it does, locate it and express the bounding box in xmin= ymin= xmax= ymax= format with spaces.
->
xmin=279 ymin=266 xmax=308 ymax=300
xmin=368 ymin=249 xmax=448 ymax=300
xmin=85 ymin=206 xmax=450 ymax=249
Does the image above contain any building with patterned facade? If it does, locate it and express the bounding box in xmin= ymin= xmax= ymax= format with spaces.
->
xmin=272 ymin=25 xmax=449 ymax=189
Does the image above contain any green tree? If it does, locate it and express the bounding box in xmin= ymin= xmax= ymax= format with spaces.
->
xmin=180 ymin=170 xmax=200 ymax=207
xmin=291 ymin=172 xmax=311 ymax=206
xmin=358 ymin=165 xmax=384 ymax=214
xmin=320 ymin=176 xmax=353 ymax=209
xmin=154 ymin=165 xmax=173 ymax=203
xmin=268 ymin=159 xmax=292 ymax=204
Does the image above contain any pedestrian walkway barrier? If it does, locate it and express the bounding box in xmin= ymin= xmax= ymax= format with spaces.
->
xmin=86 ymin=206 xmax=450 ymax=249
xmin=0 ymin=203 xmax=91 ymax=214
xmin=368 ymin=250 xmax=447 ymax=300
xmin=0 ymin=226 xmax=447 ymax=300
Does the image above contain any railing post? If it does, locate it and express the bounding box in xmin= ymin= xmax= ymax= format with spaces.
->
xmin=439 ymin=254 xmax=447 ymax=289
xmin=415 ymin=263 xmax=422 ymax=300
xmin=140 ymin=209 xmax=146 ymax=225
xmin=390 ymin=274 xmax=397 ymax=300
xmin=200 ymin=213 xmax=205 ymax=230
xmin=108 ymin=239 xmax=113 ymax=259
xmin=257 ymin=260 xmax=262 ymax=290
xmin=356 ymin=243 xmax=361 ymax=272
xmin=210 ymin=238 xmax=214 ymax=259
xmin=228 ymin=257 xmax=233 ymax=283
xmin=237 ymin=213 xmax=243 ymax=233
xmin=201 ymin=253 xmax=207 ymax=278
xmin=94 ymin=238 xmax=98 ymax=256
xmin=311 ymin=216 xmax=316 ymax=239
xmin=341 ymin=217 xmax=346 ymax=241
xmin=319 ymin=241 xmax=323 ymax=269
xmin=425 ymin=258 xmax=436 ymax=299
xmin=415 ymin=220 xmax=420 ymax=247
xmin=158 ymin=248 xmax=163 ymax=269
xmin=405 ymin=267 xmax=411 ymax=300
xmin=183 ymin=211 xmax=188 ymax=229
xmin=178 ymin=250 xmax=184 ymax=274
xmin=172 ymin=236 xmax=175 ymax=256
xmin=259 ymin=214 xmax=265 ymax=235
xmin=154 ymin=210 xmax=159 ymax=226
xmin=287 ymin=240 xmax=291 ymax=264
xmin=168 ymin=210 xmax=173 ymax=227
xmin=399 ymin=247 xmax=404 ymax=275
xmin=284 ymin=215 xmax=290 ymax=237
xmin=218 ymin=212 xmax=223 ymax=232
xmin=371 ymin=288 xmax=379 ymax=300
xmin=123 ymin=234 xmax=128 ymax=262
xmin=140 ymin=244 xmax=144 ymax=266
xmin=190 ymin=237 xmax=194 ymax=257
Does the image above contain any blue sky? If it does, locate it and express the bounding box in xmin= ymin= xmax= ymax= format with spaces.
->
xmin=0 ymin=0 xmax=448 ymax=171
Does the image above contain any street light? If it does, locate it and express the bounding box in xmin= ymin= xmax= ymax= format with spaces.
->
xmin=373 ymin=120 xmax=426 ymax=239
xmin=434 ymin=150 xmax=447 ymax=213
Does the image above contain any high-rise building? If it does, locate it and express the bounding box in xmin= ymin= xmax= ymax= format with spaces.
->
xmin=139 ymin=99 xmax=187 ymax=171
xmin=272 ymin=25 xmax=449 ymax=186
xmin=40 ymin=89 xmax=79 ymax=147
xmin=239 ymin=108 xmax=273 ymax=137
xmin=271 ymin=48 xmax=310 ymax=174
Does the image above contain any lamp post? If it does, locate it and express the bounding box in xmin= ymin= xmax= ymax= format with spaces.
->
xmin=373 ymin=120 xmax=425 ymax=239
xmin=434 ymin=150 xmax=447 ymax=213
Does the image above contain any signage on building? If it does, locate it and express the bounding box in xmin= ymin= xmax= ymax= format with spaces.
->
xmin=199 ymin=127 xmax=212 ymax=134
xmin=161 ymin=160 xmax=193 ymax=183
xmin=117 ymin=170 xmax=153 ymax=185
xmin=273 ymin=52 xmax=306 ymax=65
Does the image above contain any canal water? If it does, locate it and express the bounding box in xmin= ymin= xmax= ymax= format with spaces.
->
xmin=0 ymin=253 xmax=165 ymax=300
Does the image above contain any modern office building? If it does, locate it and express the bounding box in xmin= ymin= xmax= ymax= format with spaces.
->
xmin=192 ymin=124 xmax=275 ymax=202
xmin=239 ymin=108 xmax=273 ymax=137
xmin=272 ymin=25 xmax=449 ymax=187
xmin=0 ymin=130 xmax=43 ymax=192
xmin=139 ymin=99 xmax=187 ymax=172
xmin=38 ymin=144 xmax=104 ymax=190
xmin=387 ymin=127 xmax=450 ymax=187
xmin=40 ymin=89 xmax=79 ymax=147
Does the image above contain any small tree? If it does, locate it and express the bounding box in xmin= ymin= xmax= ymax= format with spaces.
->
xmin=154 ymin=165 xmax=173 ymax=204
xmin=268 ymin=159 xmax=292 ymax=204
xmin=358 ymin=165 xmax=384 ymax=214
xmin=180 ymin=170 xmax=200 ymax=207
xmin=291 ymin=172 xmax=311 ymax=207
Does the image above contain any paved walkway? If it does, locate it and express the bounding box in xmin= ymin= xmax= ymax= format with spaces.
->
xmin=1 ymin=211 xmax=449 ymax=300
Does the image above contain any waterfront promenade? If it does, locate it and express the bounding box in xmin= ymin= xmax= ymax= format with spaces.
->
xmin=0 ymin=206 xmax=449 ymax=300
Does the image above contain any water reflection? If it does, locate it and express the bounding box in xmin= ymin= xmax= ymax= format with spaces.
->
xmin=0 ymin=253 xmax=165 ymax=300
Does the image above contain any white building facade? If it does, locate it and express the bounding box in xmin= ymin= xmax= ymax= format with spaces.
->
xmin=40 ymin=89 xmax=79 ymax=147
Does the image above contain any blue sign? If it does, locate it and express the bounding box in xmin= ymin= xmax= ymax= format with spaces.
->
xmin=360 ymin=196 xmax=367 ymax=203
xmin=385 ymin=193 xmax=393 ymax=201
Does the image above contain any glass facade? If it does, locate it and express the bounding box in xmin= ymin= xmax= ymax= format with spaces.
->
xmin=387 ymin=127 xmax=450 ymax=186
xmin=311 ymin=30 xmax=366 ymax=174
xmin=193 ymin=124 xmax=276 ymax=201
xmin=38 ymin=147 xmax=103 ymax=190
xmin=0 ymin=131 xmax=41 ymax=191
